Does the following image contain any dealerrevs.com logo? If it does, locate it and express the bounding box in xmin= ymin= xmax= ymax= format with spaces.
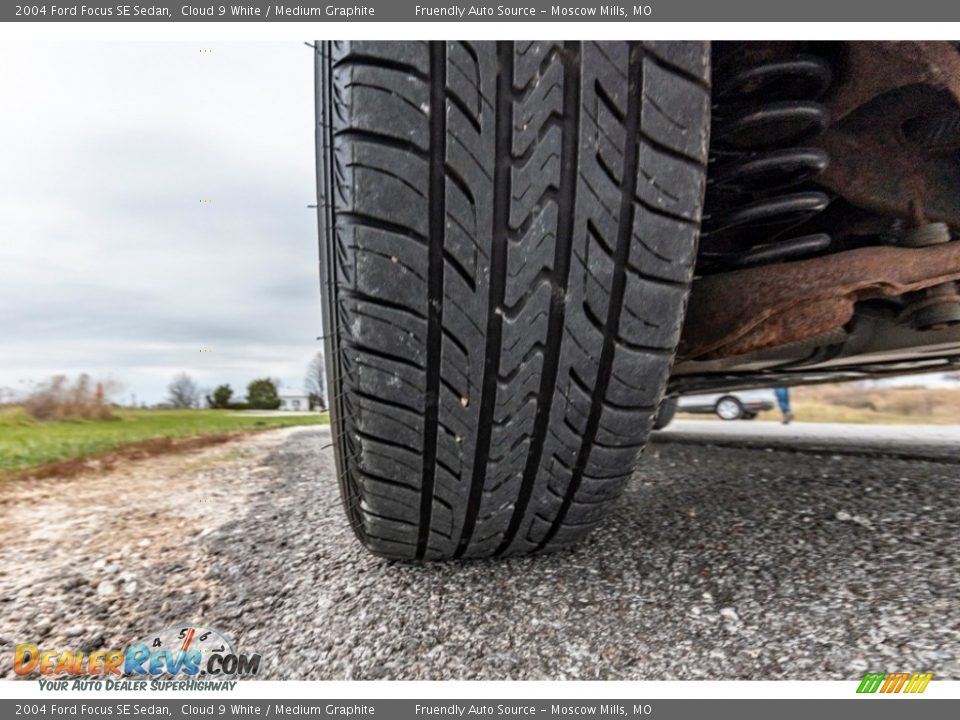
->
xmin=14 ymin=624 xmax=260 ymax=691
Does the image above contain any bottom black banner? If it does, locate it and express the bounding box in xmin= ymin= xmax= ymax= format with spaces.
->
xmin=2 ymin=699 xmax=958 ymax=720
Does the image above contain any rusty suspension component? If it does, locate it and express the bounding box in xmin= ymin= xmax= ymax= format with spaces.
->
xmin=816 ymin=41 xmax=960 ymax=227
xmin=899 ymin=223 xmax=960 ymax=329
xmin=679 ymin=243 xmax=960 ymax=361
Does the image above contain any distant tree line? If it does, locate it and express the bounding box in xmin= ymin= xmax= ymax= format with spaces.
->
xmin=204 ymin=378 xmax=281 ymax=410
xmin=165 ymin=351 xmax=327 ymax=411
xmin=165 ymin=374 xmax=281 ymax=410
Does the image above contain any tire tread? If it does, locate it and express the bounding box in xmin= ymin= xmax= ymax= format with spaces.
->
xmin=316 ymin=41 xmax=709 ymax=559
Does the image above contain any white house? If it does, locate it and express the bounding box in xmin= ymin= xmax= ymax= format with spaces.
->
xmin=278 ymin=394 xmax=311 ymax=412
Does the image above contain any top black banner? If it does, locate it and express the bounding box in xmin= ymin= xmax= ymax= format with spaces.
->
xmin=5 ymin=0 xmax=960 ymax=22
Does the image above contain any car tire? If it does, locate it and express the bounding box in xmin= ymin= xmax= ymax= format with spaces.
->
xmin=653 ymin=397 xmax=678 ymax=430
xmin=315 ymin=40 xmax=710 ymax=560
xmin=715 ymin=396 xmax=745 ymax=421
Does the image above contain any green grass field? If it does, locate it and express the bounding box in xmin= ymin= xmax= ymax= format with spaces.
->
xmin=0 ymin=408 xmax=329 ymax=476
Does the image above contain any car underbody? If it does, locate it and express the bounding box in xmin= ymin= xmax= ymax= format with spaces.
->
xmin=670 ymin=41 xmax=960 ymax=395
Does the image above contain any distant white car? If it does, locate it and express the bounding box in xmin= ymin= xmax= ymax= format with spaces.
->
xmin=654 ymin=389 xmax=777 ymax=428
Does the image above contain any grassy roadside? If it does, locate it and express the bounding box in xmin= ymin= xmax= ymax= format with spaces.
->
xmin=0 ymin=408 xmax=329 ymax=477
xmin=677 ymin=386 xmax=960 ymax=425
xmin=789 ymin=386 xmax=960 ymax=424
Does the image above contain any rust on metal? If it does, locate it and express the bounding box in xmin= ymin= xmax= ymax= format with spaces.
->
xmin=679 ymin=244 xmax=960 ymax=361
xmin=816 ymin=41 xmax=960 ymax=226
xmin=827 ymin=42 xmax=960 ymax=122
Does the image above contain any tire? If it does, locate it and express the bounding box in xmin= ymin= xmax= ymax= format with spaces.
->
xmin=715 ymin=396 xmax=745 ymax=421
xmin=315 ymin=41 xmax=710 ymax=560
xmin=653 ymin=397 xmax=678 ymax=430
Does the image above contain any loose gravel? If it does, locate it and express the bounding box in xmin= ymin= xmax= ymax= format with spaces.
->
xmin=2 ymin=425 xmax=958 ymax=680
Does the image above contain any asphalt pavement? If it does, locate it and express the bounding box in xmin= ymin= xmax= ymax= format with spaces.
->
xmin=2 ymin=422 xmax=958 ymax=680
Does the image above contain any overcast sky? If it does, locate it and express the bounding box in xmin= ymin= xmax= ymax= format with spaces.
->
xmin=0 ymin=41 xmax=322 ymax=404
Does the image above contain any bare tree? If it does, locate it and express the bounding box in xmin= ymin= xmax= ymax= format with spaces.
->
xmin=167 ymin=372 xmax=200 ymax=409
xmin=304 ymin=351 xmax=327 ymax=410
xmin=20 ymin=373 xmax=123 ymax=420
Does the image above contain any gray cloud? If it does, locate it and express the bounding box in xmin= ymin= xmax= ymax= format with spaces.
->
xmin=0 ymin=41 xmax=324 ymax=403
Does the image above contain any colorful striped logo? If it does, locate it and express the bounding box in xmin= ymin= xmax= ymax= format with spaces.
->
xmin=857 ymin=672 xmax=933 ymax=694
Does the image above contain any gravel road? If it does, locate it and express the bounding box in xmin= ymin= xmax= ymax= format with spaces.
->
xmin=2 ymin=423 xmax=958 ymax=680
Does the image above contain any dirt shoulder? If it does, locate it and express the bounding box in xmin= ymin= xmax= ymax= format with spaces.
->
xmin=0 ymin=427 xmax=305 ymax=677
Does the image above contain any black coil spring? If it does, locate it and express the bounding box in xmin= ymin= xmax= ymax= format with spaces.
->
xmin=700 ymin=53 xmax=835 ymax=272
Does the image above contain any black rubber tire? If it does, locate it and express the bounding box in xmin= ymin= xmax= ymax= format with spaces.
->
xmin=653 ymin=397 xmax=678 ymax=430
xmin=315 ymin=41 xmax=710 ymax=560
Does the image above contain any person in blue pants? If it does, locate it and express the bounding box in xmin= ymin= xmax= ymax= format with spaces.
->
xmin=774 ymin=387 xmax=794 ymax=424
